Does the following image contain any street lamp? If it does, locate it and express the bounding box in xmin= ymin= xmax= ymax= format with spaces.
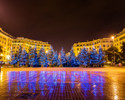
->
xmin=111 ymin=36 xmax=115 ymax=65
xmin=111 ymin=36 xmax=114 ymax=40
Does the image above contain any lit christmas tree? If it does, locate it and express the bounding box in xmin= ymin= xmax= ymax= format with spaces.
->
xmin=98 ymin=46 xmax=105 ymax=67
xmin=18 ymin=45 xmax=22 ymax=66
xmin=78 ymin=46 xmax=89 ymax=67
xmin=21 ymin=49 xmax=29 ymax=66
xmin=33 ymin=45 xmax=39 ymax=67
xmin=60 ymin=48 xmax=67 ymax=67
xmin=68 ymin=48 xmax=80 ymax=67
xmin=39 ymin=46 xmax=47 ymax=67
xmin=90 ymin=46 xmax=98 ymax=67
xmin=52 ymin=51 xmax=60 ymax=66
xmin=28 ymin=47 xmax=35 ymax=67
xmin=44 ymin=55 xmax=48 ymax=67
xmin=11 ymin=48 xmax=18 ymax=66
xmin=47 ymin=46 xmax=55 ymax=66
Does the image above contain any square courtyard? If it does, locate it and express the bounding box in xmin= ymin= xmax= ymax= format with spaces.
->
xmin=0 ymin=67 xmax=125 ymax=100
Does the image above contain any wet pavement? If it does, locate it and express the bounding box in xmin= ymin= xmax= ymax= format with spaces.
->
xmin=0 ymin=67 xmax=125 ymax=100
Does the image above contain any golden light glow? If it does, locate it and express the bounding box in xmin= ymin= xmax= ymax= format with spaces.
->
xmin=46 ymin=50 xmax=48 ymax=53
xmin=111 ymin=36 xmax=115 ymax=40
xmin=6 ymin=55 xmax=10 ymax=60
xmin=0 ymin=71 xmax=3 ymax=82
xmin=0 ymin=54 xmax=3 ymax=56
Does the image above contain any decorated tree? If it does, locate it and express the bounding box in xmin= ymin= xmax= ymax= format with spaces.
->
xmin=33 ymin=45 xmax=39 ymax=67
xmin=44 ymin=55 xmax=48 ymax=67
xmin=39 ymin=46 xmax=47 ymax=67
xmin=98 ymin=46 xmax=105 ymax=67
xmin=90 ymin=46 xmax=98 ymax=67
xmin=21 ymin=49 xmax=29 ymax=66
xmin=78 ymin=46 xmax=89 ymax=67
xmin=60 ymin=48 xmax=67 ymax=67
xmin=52 ymin=51 xmax=60 ymax=66
xmin=47 ymin=46 xmax=54 ymax=66
xmin=28 ymin=47 xmax=35 ymax=67
xmin=17 ymin=46 xmax=22 ymax=66
xmin=68 ymin=48 xmax=80 ymax=67
xmin=11 ymin=48 xmax=18 ymax=67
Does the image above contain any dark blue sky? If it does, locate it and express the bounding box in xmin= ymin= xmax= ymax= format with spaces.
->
xmin=0 ymin=0 xmax=125 ymax=52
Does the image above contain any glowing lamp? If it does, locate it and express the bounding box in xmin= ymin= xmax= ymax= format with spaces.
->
xmin=6 ymin=55 xmax=10 ymax=60
xmin=111 ymin=36 xmax=114 ymax=40
xmin=46 ymin=50 xmax=48 ymax=53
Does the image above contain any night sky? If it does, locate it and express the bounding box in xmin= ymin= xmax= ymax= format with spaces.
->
xmin=0 ymin=0 xmax=125 ymax=52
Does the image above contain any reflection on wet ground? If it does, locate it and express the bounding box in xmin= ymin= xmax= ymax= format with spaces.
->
xmin=0 ymin=69 xmax=125 ymax=100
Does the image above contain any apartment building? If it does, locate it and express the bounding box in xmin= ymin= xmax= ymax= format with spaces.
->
xmin=73 ymin=38 xmax=113 ymax=56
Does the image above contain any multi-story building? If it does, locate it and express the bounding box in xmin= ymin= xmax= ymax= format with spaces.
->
xmin=12 ymin=37 xmax=51 ymax=54
xmin=73 ymin=38 xmax=113 ymax=56
xmin=114 ymin=28 xmax=125 ymax=52
xmin=0 ymin=28 xmax=51 ymax=63
xmin=0 ymin=28 xmax=13 ymax=62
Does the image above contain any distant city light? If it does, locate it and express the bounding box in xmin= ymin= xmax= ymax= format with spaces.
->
xmin=111 ymin=36 xmax=114 ymax=40
xmin=6 ymin=55 xmax=10 ymax=60
xmin=46 ymin=50 xmax=48 ymax=53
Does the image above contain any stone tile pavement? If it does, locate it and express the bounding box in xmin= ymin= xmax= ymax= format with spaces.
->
xmin=0 ymin=67 xmax=125 ymax=100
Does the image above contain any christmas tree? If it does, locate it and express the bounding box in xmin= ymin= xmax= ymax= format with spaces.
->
xmin=28 ymin=47 xmax=35 ymax=67
xmin=78 ymin=46 xmax=89 ymax=67
xmin=90 ymin=46 xmax=98 ymax=67
xmin=98 ymin=46 xmax=105 ymax=67
xmin=52 ymin=51 xmax=60 ymax=66
xmin=47 ymin=46 xmax=54 ymax=66
xmin=60 ymin=48 xmax=67 ymax=67
xmin=68 ymin=48 xmax=80 ymax=67
xmin=18 ymin=46 xmax=22 ymax=66
xmin=33 ymin=45 xmax=39 ymax=67
xmin=39 ymin=46 xmax=47 ymax=67
xmin=21 ymin=48 xmax=29 ymax=66
xmin=44 ymin=55 xmax=48 ymax=67
xmin=11 ymin=48 xmax=18 ymax=66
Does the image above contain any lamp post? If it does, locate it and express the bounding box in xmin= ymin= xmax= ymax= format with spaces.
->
xmin=111 ymin=36 xmax=115 ymax=65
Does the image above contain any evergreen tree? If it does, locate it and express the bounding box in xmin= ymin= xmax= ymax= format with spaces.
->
xmin=68 ymin=48 xmax=80 ymax=67
xmin=90 ymin=46 xmax=98 ymax=67
xmin=78 ymin=46 xmax=89 ymax=66
xmin=52 ymin=51 xmax=60 ymax=66
xmin=21 ymin=49 xmax=29 ymax=66
xmin=17 ymin=45 xmax=22 ymax=66
xmin=11 ymin=48 xmax=18 ymax=66
xmin=39 ymin=46 xmax=47 ymax=67
xmin=44 ymin=55 xmax=48 ymax=67
xmin=60 ymin=48 xmax=67 ymax=67
xmin=33 ymin=45 xmax=39 ymax=67
xmin=29 ymin=47 xmax=35 ymax=67
xmin=47 ymin=46 xmax=54 ymax=66
xmin=98 ymin=46 xmax=105 ymax=66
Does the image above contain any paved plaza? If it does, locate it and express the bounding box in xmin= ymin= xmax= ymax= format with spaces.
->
xmin=0 ymin=67 xmax=125 ymax=100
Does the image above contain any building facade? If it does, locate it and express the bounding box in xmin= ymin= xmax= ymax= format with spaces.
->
xmin=0 ymin=28 xmax=13 ymax=62
xmin=73 ymin=38 xmax=113 ymax=56
xmin=114 ymin=28 xmax=125 ymax=52
xmin=12 ymin=37 xmax=51 ymax=54
xmin=0 ymin=28 xmax=51 ymax=63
